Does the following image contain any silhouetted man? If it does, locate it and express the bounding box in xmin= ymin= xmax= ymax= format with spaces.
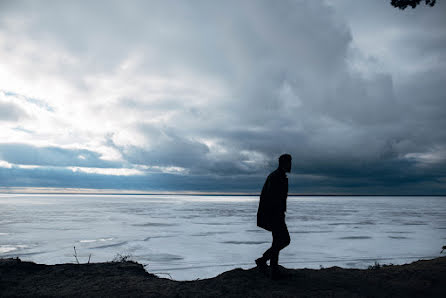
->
xmin=256 ymin=154 xmax=291 ymax=279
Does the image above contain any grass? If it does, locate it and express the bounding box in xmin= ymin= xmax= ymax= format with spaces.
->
xmin=111 ymin=253 xmax=135 ymax=263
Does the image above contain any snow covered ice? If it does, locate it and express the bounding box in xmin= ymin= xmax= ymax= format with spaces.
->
xmin=1 ymin=194 xmax=445 ymax=280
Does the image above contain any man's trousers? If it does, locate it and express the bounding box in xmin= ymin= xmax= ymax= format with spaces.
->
xmin=262 ymin=215 xmax=290 ymax=267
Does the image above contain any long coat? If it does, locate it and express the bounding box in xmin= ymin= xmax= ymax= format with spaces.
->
xmin=257 ymin=168 xmax=288 ymax=231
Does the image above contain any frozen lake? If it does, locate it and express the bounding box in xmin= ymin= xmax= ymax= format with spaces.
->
xmin=1 ymin=194 xmax=445 ymax=280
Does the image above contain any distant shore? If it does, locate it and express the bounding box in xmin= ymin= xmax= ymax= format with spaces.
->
xmin=1 ymin=256 xmax=445 ymax=297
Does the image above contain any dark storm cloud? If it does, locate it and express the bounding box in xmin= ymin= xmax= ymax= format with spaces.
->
xmin=115 ymin=125 xmax=210 ymax=169
xmin=0 ymin=166 xmax=263 ymax=192
xmin=0 ymin=0 xmax=445 ymax=193
xmin=1 ymin=160 xmax=445 ymax=194
xmin=0 ymin=143 xmax=122 ymax=168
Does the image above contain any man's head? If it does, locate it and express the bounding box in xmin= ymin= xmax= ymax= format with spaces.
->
xmin=278 ymin=154 xmax=292 ymax=173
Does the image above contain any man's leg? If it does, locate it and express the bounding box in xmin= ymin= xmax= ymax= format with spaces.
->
xmin=256 ymin=231 xmax=274 ymax=269
xmin=258 ymin=218 xmax=290 ymax=266
xmin=256 ymin=235 xmax=272 ymax=269
xmin=270 ymin=221 xmax=290 ymax=268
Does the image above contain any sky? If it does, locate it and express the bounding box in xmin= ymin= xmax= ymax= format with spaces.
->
xmin=0 ymin=0 xmax=445 ymax=194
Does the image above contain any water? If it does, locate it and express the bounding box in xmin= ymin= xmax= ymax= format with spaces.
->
xmin=0 ymin=194 xmax=445 ymax=280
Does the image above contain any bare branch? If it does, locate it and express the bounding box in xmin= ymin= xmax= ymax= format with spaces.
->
xmin=73 ymin=246 xmax=80 ymax=264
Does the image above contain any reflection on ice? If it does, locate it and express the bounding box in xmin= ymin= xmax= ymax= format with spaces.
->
xmin=0 ymin=244 xmax=28 ymax=253
xmin=0 ymin=194 xmax=445 ymax=280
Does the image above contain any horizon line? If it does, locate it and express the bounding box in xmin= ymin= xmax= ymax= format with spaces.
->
xmin=0 ymin=187 xmax=445 ymax=196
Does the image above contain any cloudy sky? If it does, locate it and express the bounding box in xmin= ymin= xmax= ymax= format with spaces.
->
xmin=0 ymin=0 xmax=445 ymax=194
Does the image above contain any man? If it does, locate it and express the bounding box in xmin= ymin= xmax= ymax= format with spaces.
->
xmin=256 ymin=154 xmax=291 ymax=279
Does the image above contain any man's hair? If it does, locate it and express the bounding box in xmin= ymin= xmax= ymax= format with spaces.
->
xmin=279 ymin=154 xmax=292 ymax=166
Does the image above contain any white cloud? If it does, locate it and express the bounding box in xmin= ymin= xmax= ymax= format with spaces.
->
xmin=67 ymin=166 xmax=144 ymax=176
xmin=0 ymin=160 xmax=13 ymax=168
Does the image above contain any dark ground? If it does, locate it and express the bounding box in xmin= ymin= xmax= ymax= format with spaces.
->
xmin=1 ymin=257 xmax=445 ymax=297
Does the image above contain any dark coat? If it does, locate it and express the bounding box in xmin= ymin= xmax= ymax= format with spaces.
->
xmin=257 ymin=168 xmax=288 ymax=231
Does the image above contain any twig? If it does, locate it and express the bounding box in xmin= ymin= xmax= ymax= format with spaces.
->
xmin=73 ymin=246 xmax=80 ymax=264
xmin=88 ymin=254 xmax=91 ymax=264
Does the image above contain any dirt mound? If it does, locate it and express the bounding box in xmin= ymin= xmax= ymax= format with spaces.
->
xmin=1 ymin=257 xmax=445 ymax=297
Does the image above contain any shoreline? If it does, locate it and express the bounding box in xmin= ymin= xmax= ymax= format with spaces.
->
xmin=1 ymin=256 xmax=445 ymax=297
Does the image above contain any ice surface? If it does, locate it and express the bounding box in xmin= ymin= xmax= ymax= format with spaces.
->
xmin=0 ymin=194 xmax=445 ymax=280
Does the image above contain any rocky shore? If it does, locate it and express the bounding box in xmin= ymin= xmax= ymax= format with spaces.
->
xmin=1 ymin=257 xmax=445 ymax=297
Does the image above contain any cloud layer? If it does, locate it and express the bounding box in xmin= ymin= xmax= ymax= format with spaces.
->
xmin=0 ymin=0 xmax=445 ymax=193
